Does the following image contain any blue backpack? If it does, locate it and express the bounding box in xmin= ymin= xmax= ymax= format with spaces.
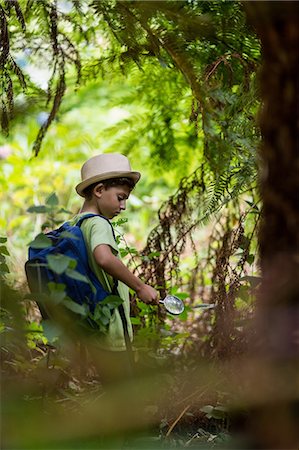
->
xmin=25 ymin=213 xmax=134 ymax=359
xmin=25 ymin=213 xmax=134 ymax=360
xmin=25 ymin=214 xmax=117 ymax=318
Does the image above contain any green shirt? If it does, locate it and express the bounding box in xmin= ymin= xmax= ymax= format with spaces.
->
xmin=71 ymin=213 xmax=133 ymax=351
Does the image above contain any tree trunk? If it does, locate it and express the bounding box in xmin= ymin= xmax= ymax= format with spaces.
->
xmin=244 ymin=2 xmax=299 ymax=447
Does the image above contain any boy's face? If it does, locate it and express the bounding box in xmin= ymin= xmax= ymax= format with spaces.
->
xmin=94 ymin=184 xmax=131 ymax=219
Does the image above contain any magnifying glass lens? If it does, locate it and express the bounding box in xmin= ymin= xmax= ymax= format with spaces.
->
xmin=161 ymin=295 xmax=184 ymax=314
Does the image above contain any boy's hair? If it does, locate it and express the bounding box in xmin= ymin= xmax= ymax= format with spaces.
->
xmin=82 ymin=177 xmax=136 ymax=200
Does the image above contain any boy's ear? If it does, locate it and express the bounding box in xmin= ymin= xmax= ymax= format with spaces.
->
xmin=93 ymin=183 xmax=104 ymax=198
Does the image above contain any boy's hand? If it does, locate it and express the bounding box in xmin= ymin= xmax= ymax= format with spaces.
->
xmin=136 ymin=284 xmax=159 ymax=305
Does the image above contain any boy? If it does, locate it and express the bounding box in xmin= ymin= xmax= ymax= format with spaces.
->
xmin=74 ymin=153 xmax=158 ymax=380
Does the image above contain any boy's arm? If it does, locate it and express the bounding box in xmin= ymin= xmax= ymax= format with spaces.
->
xmin=93 ymin=244 xmax=158 ymax=304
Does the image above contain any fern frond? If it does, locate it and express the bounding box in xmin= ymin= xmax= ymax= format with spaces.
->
xmin=139 ymin=157 xmax=258 ymax=291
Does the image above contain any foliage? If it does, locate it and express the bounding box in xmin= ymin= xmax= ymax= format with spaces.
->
xmin=1 ymin=1 xmax=261 ymax=327
xmin=1 ymin=0 xmax=260 ymax=160
xmin=0 ymin=1 xmax=268 ymax=448
xmin=124 ymin=191 xmax=260 ymax=362
xmin=0 ymin=235 xmax=9 ymax=276
xmin=1 ymin=0 xmax=260 ymax=277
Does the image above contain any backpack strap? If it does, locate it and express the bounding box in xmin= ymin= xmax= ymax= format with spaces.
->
xmin=76 ymin=213 xmax=117 ymax=241
xmin=76 ymin=213 xmax=99 ymax=227
xmin=118 ymin=302 xmax=134 ymax=367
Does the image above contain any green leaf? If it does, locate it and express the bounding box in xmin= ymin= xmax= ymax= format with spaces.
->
xmin=29 ymin=233 xmax=52 ymax=249
xmin=42 ymin=320 xmax=62 ymax=343
xmin=102 ymin=305 xmax=111 ymax=319
xmin=119 ymin=246 xmax=138 ymax=257
xmin=246 ymin=254 xmax=255 ymax=265
xmin=200 ymin=404 xmax=228 ymax=420
xmin=100 ymin=295 xmax=123 ymax=307
xmin=99 ymin=316 xmax=110 ymax=326
xmin=46 ymin=193 xmax=59 ymax=206
xmin=46 ymin=254 xmax=71 ymax=274
xmin=148 ymin=251 xmax=161 ymax=259
xmin=112 ymin=217 xmax=128 ymax=226
xmin=136 ymin=299 xmax=151 ymax=315
xmin=69 ymin=259 xmax=77 ymax=270
xmin=65 ymin=268 xmax=89 ymax=283
xmin=59 ymin=231 xmax=80 ymax=240
xmin=239 ymin=235 xmax=250 ymax=250
xmin=63 ymin=299 xmax=87 ymax=316
xmin=0 ymin=237 xmax=7 ymax=243
xmin=0 ymin=263 xmax=9 ymax=274
xmin=200 ymin=405 xmax=214 ymax=415
xmin=211 ymin=406 xmax=228 ymax=420
xmin=0 ymin=246 xmax=9 ymax=256
xmin=27 ymin=205 xmax=48 ymax=214
xmin=93 ymin=304 xmax=103 ymax=321
xmin=130 ymin=317 xmax=142 ymax=325
xmin=200 ymin=405 xmax=227 ymax=419
xmin=48 ymin=281 xmax=66 ymax=292
xmin=26 ymin=321 xmax=43 ymax=332
xmin=49 ymin=288 xmax=66 ymax=304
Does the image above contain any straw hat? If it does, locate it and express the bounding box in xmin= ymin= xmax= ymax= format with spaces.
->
xmin=75 ymin=153 xmax=141 ymax=197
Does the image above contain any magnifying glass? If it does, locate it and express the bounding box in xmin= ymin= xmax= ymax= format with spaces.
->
xmin=159 ymin=295 xmax=185 ymax=315
xmin=159 ymin=295 xmax=215 ymax=315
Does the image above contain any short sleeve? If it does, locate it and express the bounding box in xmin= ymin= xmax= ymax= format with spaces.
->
xmin=81 ymin=216 xmax=119 ymax=255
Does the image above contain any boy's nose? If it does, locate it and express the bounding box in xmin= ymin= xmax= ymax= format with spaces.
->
xmin=120 ymin=200 xmax=126 ymax=210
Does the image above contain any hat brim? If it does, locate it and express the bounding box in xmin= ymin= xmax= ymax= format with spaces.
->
xmin=76 ymin=171 xmax=141 ymax=197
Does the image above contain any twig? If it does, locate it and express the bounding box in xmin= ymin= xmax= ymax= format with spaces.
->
xmin=165 ymin=403 xmax=191 ymax=437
